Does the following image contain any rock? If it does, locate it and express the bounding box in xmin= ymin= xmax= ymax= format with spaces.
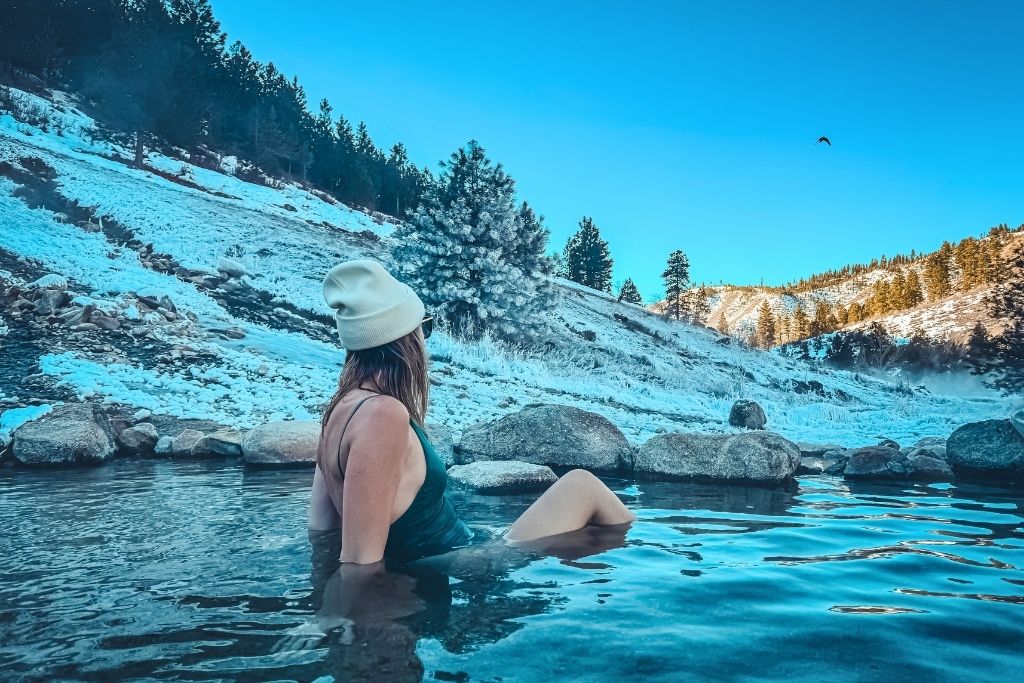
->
xmin=155 ymin=436 xmax=173 ymax=455
xmin=242 ymin=421 xmax=319 ymax=466
xmin=11 ymin=403 xmax=115 ymax=466
xmin=877 ymin=438 xmax=901 ymax=450
xmin=634 ymin=431 xmax=800 ymax=483
xmin=455 ymin=403 xmax=633 ymax=472
xmin=117 ymin=423 xmax=159 ymax=454
xmin=946 ymin=419 xmax=1024 ymax=479
xmin=217 ymin=257 xmax=247 ymax=278
xmin=168 ymin=429 xmax=205 ymax=456
xmin=27 ymin=274 xmax=68 ymax=290
xmin=906 ymin=445 xmax=946 ymax=461
xmin=843 ymin=446 xmax=910 ymax=479
xmin=913 ymin=435 xmax=947 ymax=448
xmin=797 ymin=452 xmax=844 ymax=475
xmin=447 ymin=461 xmax=557 ymax=494
xmin=797 ymin=441 xmax=844 ymax=458
xmin=1011 ymin=409 xmax=1024 ymax=441
xmin=192 ymin=429 xmax=244 ymax=457
xmin=33 ymin=289 xmax=70 ymax=316
xmin=728 ymin=400 xmax=766 ymax=430
xmin=424 ymin=421 xmax=455 ymax=468
xmin=133 ymin=408 xmax=152 ymax=422
xmin=906 ymin=453 xmax=954 ymax=481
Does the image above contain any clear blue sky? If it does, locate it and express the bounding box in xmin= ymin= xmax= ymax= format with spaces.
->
xmin=212 ymin=0 xmax=1023 ymax=301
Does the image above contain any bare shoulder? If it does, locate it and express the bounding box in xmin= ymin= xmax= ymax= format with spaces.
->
xmin=356 ymin=394 xmax=409 ymax=425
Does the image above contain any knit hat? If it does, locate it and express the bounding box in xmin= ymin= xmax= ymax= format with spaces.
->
xmin=321 ymin=259 xmax=426 ymax=350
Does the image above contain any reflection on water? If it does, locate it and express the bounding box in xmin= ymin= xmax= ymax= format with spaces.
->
xmin=0 ymin=461 xmax=1022 ymax=681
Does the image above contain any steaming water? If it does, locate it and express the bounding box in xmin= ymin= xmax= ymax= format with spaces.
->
xmin=1 ymin=460 xmax=1022 ymax=682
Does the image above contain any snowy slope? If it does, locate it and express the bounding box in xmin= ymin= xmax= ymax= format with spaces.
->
xmin=1 ymin=85 xmax=1017 ymax=448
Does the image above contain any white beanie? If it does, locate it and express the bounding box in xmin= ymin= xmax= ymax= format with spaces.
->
xmin=321 ymin=259 xmax=426 ymax=350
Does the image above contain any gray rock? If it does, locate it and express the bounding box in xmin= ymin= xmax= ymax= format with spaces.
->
xmin=217 ymin=257 xmax=247 ymax=278
xmin=797 ymin=452 xmax=844 ymax=475
xmin=843 ymin=446 xmax=909 ymax=479
xmin=906 ymin=445 xmax=947 ymax=461
xmin=797 ymin=441 xmax=845 ymax=458
xmin=424 ymin=421 xmax=455 ymax=468
xmin=155 ymin=436 xmax=173 ymax=455
xmin=1010 ymin=409 xmax=1024 ymax=441
xmin=634 ymin=430 xmax=800 ymax=483
xmin=946 ymin=419 xmax=1024 ymax=478
xmin=243 ymin=421 xmax=319 ymax=466
xmin=11 ymin=403 xmax=115 ymax=466
xmin=447 ymin=461 xmax=557 ymax=494
xmin=877 ymin=438 xmax=901 ymax=450
xmin=117 ymin=423 xmax=159 ymax=454
xmin=906 ymin=453 xmax=954 ymax=481
xmin=168 ymin=429 xmax=205 ymax=457
xmin=913 ymin=435 xmax=947 ymax=448
xmin=191 ymin=429 xmax=245 ymax=457
xmin=456 ymin=403 xmax=633 ymax=472
xmin=728 ymin=400 xmax=766 ymax=430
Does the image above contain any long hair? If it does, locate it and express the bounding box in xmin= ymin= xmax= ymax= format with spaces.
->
xmin=317 ymin=329 xmax=429 ymax=473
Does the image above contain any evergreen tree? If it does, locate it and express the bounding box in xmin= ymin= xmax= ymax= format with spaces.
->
xmin=924 ymin=242 xmax=953 ymax=299
xmin=687 ymin=285 xmax=712 ymax=325
xmin=756 ymin=300 xmax=776 ymax=348
xmin=391 ymin=140 xmax=558 ymax=343
xmin=660 ymin=250 xmax=691 ymax=321
xmin=563 ymin=217 xmax=613 ymax=292
xmin=617 ymin=278 xmax=643 ymax=305
xmin=793 ymin=306 xmax=811 ymax=339
xmin=905 ymin=270 xmax=924 ymax=307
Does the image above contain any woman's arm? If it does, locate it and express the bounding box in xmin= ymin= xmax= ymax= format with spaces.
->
xmin=308 ymin=463 xmax=341 ymax=531
xmin=338 ymin=398 xmax=410 ymax=564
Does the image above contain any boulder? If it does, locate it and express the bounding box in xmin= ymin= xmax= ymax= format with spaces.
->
xmin=424 ymin=421 xmax=455 ymax=468
xmin=168 ymin=429 xmax=205 ymax=457
xmin=243 ymin=421 xmax=319 ymax=466
xmin=11 ymin=403 xmax=115 ymax=466
xmin=447 ymin=461 xmax=557 ymax=494
xmin=192 ymin=429 xmax=245 ymax=457
xmin=155 ymin=436 xmax=173 ymax=455
xmin=1010 ymin=408 xmax=1024 ymax=441
xmin=634 ymin=430 xmax=800 ymax=483
xmin=797 ymin=451 xmax=844 ymax=475
xmin=117 ymin=423 xmax=159 ymax=454
xmin=728 ymin=400 xmax=766 ymax=430
xmin=906 ymin=445 xmax=946 ymax=461
xmin=455 ymin=403 xmax=633 ymax=472
xmin=842 ymin=445 xmax=953 ymax=481
xmin=906 ymin=453 xmax=954 ymax=481
xmin=946 ymin=419 xmax=1024 ymax=479
xmin=797 ymin=441 xmax=845 ymax=458
xmin=877 ymin=438 xmax=901 ymax=450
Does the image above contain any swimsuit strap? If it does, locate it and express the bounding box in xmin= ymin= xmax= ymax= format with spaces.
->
xmin=335 ymin=392 xmax=385 ymax=478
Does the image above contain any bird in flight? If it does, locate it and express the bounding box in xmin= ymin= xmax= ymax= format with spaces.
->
xmin=816 ymin=136 xmax=831 ymax=146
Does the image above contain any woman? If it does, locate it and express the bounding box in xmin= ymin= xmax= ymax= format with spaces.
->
xmin=308 ymin=258 xmax=635 ymax=565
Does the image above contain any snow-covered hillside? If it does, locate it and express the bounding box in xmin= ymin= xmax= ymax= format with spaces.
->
xmin=1 ymin=85 xmax=1017 ymax=448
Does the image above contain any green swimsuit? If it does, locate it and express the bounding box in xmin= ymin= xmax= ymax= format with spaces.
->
xmin=336 ymin=394 xmax=476 ymax=562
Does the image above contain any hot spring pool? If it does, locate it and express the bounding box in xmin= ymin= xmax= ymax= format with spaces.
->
xmin=1 ymin=460 xmax=1022 ymax=682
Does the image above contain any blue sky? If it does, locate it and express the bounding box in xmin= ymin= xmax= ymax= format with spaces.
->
xmin=212 ymin=0 xmax=1023 ymax=301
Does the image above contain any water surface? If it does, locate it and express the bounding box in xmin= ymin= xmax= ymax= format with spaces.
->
xmin=1 ymin=460 xmax=1022 ymax=682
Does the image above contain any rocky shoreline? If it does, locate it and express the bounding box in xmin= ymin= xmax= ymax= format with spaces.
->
xmin=3 ymin=397 xmax=1022 ymax=494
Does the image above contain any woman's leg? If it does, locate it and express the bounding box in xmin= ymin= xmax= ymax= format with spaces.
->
xmin=504 ymin=469 xmax=635 ymax=542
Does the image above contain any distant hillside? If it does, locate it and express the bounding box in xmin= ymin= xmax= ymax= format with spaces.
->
xmin=658 ymin=227 xmax=1022 ymax=346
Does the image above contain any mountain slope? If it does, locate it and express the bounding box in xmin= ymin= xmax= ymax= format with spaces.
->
xmin=0 ymin=85 xmax=1016 ymax=448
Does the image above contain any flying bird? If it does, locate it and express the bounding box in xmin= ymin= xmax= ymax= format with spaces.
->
xmin=816 ymin=136 xmax=831 ymax=146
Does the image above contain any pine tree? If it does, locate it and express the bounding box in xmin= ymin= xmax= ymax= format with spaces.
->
xmin=617 ymin=278 xmax=643 ymax=305
xmin=756 ymin=300 xmax=776 ymax=348
xmin=391 ymin=140 xmax=558 ymax=343
xmin=687 ymin=285 xmax=712 ymax=325
xmin=975 ymin=240 xmax=1024 ymax=393
xmin=889 ymin=271 xmax=908 ymax=310
xmin=924 ymin=243 xmax=953 ymax=299
xmin=661 ymin=250 xmax=691 ymax=321
xmin=563 ymin=217 xmax=613 ymax=292
xmin=793 ymin=306 xmax=810 ymax=339
xmin=905 ymin=270 xmax=924 ymax=307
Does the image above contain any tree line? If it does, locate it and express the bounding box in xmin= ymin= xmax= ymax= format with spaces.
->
xmin=0 ymin=0 xmax=429 ymax=216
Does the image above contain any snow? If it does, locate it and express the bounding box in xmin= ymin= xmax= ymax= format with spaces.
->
xmin=0 ymin=404 xmax=54 ymax=447
xmin=1 ymin=85 xmax=1016 ymax=448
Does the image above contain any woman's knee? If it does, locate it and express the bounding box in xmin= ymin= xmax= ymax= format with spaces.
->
xmin=560 ymin=468 xmax=599 ymax=488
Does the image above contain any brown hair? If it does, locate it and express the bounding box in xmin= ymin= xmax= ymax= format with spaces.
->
xmin=316 ymin=328 xmax=430 ymax=473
